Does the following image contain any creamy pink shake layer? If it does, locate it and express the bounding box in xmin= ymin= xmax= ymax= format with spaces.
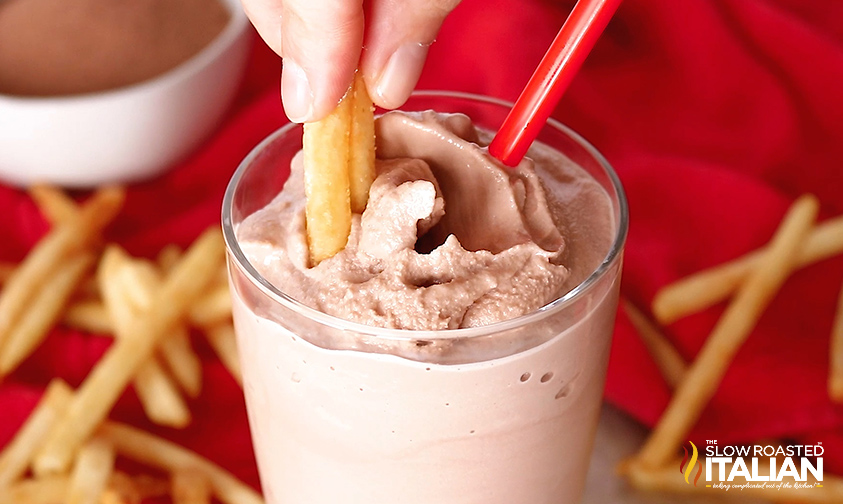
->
xmin=237 ymin=110 xmax=614 ymax=331
xmin=230 ymin=109 xmax=621 ymax=504
xmin=231 ymin=291 xmax=618 ymax=504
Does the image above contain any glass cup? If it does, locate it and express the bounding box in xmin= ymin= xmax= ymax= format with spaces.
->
xmin=222 ymin=91 xmax=628 ymax=504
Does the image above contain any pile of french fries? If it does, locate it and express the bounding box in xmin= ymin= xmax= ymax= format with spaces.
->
xmin=303 ymin=72 xmax=376 ymax=265
xmin=622 ymin=194 xmax=843 ymax=501
xmin=0 ymin=186 xmax=259 ymax=504
xmin=0 ymin=72 xmax=376 ymax=502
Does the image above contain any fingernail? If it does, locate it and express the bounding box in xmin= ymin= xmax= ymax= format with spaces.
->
xmin=374 ymin=43 xmax=430 ymax=109
xmin=281 ymin=59 xmax=313 ymax=123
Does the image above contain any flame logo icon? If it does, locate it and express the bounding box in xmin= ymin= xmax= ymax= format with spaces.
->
xmin=679 ymin=441 xmax=702 ymax=486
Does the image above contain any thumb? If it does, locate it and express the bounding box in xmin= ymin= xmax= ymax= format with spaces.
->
xmin=361 ymin=0 xmax=462 ymax=110
xmin=248 ymin=0 xmax=365 ymax=123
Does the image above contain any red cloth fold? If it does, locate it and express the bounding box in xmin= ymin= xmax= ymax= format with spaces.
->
xmin=2 ymin=0 xmax=843 ymax=494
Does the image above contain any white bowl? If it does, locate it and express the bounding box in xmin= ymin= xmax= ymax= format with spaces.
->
xmin=0 ymin=0 xmax=253 ymax=188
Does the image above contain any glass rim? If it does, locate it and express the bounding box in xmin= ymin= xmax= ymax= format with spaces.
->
xmin=221 ymin=90 xmax=629 ymax=340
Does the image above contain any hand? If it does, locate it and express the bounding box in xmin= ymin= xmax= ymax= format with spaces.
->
xmin=242 ymin=0 xmax=462 ymax=123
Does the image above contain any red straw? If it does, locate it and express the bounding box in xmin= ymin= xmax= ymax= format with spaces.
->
xmin=488 ymin=0 xmax=624 ymax=167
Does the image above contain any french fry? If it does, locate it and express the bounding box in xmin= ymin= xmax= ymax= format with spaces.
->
xmin=97 ymin=246 xmax=191 ymax=429
xmin=159 ymin=324 xmax=203 ymax=398
xmin=636 ymin=195 xmax=819 ymax=469
xmin=0 ymin=261 xmax=15 ymax=286
xmin=216 ymin=260 xmax=229 ymax=286
xmin=29 ymin=184 xmax=80 ymax=225
xmin=0 ymin=379 xmax=73 ymax=487
xmin=67 ymin=436 xmax=116 ymax=504
xmin=134 ymin=363 xmax=192 ymax=428
xmin=205 ymin=323 xmax=242 ymax=386
xmin=117 ymin=258 xmax=204 ymax=397
xmin=71 ymin=274 xmax=101 ymax=301
xmin=303 ymin=84 xmax=354 ymax=265
xmin=0 ymin=187 xmax=124 ymax=355
xmin=0 ymin=473 xmax=167 ymax=504
xmin=106 ymin=471 xmax=169 ymax=504
xmin=66 ymin=283 xmax=205 ymax=398
xmin=302 ymin=72 xmax=377 ymax=263
xmin=116 ymin=259 xmax=159 ymax=312
xmin=157 ymin=244 xmax=182 ymax=272
xmin=102 ymin=472 xmax=141 ymax=504
xmin=160 ymin=244 xmax=229 ymax=292
xmin=63 ymin=300 xmax=111 ymax=334
xmin=622 ymin=298 xmax=687 ymax=389
xmin=653 ymin=214 xmax=843 ymax=324
xmin=126 ymin=473 xmax=171 ymax=501
xmin=0 ymin=252 xmax=95 ymax=377
xmin=348 ymin=72 xmax=376 ymax=214
xmin=35 ymin=228 xmax=223 ymax=473
xmin=98 ymin=421 xmax=264 ymax=504
xmin=830 ymin=280 xmax=843 ymax=401
xmin=0 ymin=475 xmax=69 ymax=503
xmin=100 ymin=489 xmax=131 ymax=504
xmin=188 ymin=285 xmax=232 ymax=328
xmin=172 ymin=468 xmax=213 ymax=504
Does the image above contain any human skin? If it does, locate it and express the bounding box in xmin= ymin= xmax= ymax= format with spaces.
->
xmin=239 ymin=0 xmax=462 ymax=122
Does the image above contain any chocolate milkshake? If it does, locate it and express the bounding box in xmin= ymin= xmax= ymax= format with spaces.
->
xmin=223 ymin=92 xmax=627 ymax=503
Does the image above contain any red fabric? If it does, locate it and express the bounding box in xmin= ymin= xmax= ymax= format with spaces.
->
xmin=2 ymin=0 xmax=843 ymax=496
